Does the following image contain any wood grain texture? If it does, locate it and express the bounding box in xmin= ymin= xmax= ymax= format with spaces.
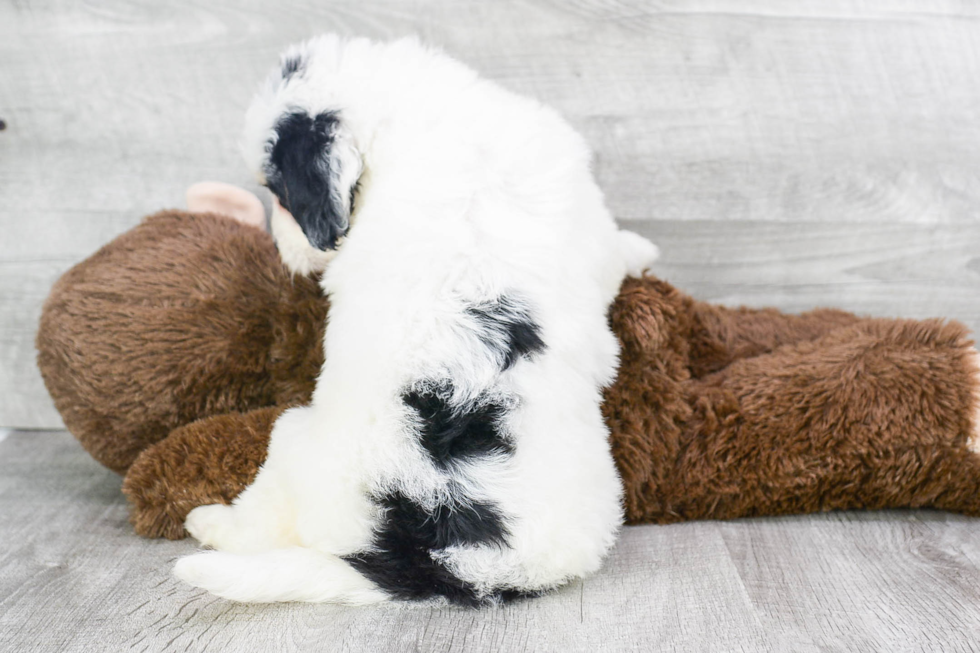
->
xmin=623 ymin=219 xmax=980 ymax=335
xmin=3 ymin=431 xmax=980 ymax=652
xmin=1 ymin=1 xmax=979 ymax=425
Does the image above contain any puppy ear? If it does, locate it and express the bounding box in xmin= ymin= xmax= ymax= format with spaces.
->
xmin=264 ymin=111 xmax=362 ymax=251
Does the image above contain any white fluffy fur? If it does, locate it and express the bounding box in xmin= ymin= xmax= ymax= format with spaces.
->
xmin=175 ymin=35 xmax=659 ymax=604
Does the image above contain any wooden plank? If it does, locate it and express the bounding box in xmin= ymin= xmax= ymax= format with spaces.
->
xmin=5 ymin=431 xmax=980 ymax=651
xmin=622 ymin=219 xmax=980 ymax=336
xmin=3 ymin=0 xmax=980 ymax=425
xmin=722 ymin=512 xmax=980 ymax=652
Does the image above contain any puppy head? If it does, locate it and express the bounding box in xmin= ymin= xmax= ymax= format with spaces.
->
xmin=263 ymin=110 xmax=362 ymax=252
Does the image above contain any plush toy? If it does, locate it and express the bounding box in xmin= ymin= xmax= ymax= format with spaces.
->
xmin=36 ymin=185 xmax=980 ymax=541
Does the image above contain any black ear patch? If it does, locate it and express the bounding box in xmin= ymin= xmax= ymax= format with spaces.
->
xmin=265 ymin=111 xmax=351 ymax=251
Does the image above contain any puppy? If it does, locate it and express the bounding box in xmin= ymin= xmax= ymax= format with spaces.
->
xmin=174 ymin=35 xmax=659 ymax=606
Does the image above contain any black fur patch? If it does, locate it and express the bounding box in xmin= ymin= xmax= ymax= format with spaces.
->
xmin=280 ymin=53 xmax=305 ymax=80
xmin=467 ymin=296 xmax=545 ymax=370
xmin=403 ymin=381 xmax=513 ymax=467
xmin=343 ymin=490 xmax=512 ymax=607
xmin=265 ymin=111 xmax=348 ymax=251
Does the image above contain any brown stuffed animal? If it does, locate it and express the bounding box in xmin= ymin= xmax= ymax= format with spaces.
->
xmin=36 ymin=198 xmax=980 ymax=541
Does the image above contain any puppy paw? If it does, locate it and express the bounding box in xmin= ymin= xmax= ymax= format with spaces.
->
xmin=618 ymin=230 xmax=659 ymax=277
xmin=184 ymin=503 xmax=240 ymax=550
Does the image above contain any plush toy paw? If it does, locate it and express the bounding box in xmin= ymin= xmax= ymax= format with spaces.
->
xmin=123 ymin=407 xmax=281 ymax=540
xmin=184 ymin=503 xmax=241 ymax=551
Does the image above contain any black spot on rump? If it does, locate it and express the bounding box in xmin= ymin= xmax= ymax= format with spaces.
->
xmin=467 ymin=295 xmax=545 ymax=370
xmin=343 ymin=490 xmax=512 ymax=607
xmin=403 ymin=381 xmax=513 ymax=467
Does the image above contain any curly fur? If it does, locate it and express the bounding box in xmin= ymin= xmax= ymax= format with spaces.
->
xmin=170 ymin=35 xmax=659 ymax=605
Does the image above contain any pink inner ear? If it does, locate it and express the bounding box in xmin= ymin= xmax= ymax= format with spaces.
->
xmin=186 ymin=181 xmax=267 ymax=229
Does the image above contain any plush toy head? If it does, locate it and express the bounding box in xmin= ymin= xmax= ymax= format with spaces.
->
xmin=36 ymin=195 xmax=324 ymax=473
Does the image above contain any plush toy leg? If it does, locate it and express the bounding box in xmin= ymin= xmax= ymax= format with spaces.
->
xmin=661 ymin=318 xmax=980 ymax=521
xmin=606 ymin=276 xmax=980 ymax=523
xmin=684 ymin=297 xmax=862 ymax=377
xmin=123 ymin=407 xmax=280 ymax=539
xmin=606 ymin=276 xmax=864 ymax=518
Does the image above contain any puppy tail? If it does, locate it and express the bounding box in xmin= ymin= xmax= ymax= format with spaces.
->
xmin=618 ymin=229 xmax=660 ymax=278
xmin=174 ymin=547 xmax=389 ymax=604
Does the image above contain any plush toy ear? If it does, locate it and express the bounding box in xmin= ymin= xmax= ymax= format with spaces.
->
xmin=264 ymin=110 xmax=362 ymax=251
xmin=185 ymin=181 xmax=267 ymax=229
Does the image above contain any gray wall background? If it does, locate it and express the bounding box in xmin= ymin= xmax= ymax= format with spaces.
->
xmin=2 ymin=0 xmax=979 ymax=428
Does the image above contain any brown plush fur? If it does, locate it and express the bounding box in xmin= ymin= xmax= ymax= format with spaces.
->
xmin=37 ymin=212 xmax=980 ymax=539
xmin=606 ymin=279 xmax=980 ymax=523
xmin=126 ymin=407 xmax=281 ymax=540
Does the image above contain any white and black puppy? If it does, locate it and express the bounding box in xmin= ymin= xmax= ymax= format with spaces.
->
xmin=174 ymin=35 xmax=659 ymax=606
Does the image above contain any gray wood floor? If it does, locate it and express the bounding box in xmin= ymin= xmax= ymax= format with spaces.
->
xmin=3 ymin=431 xmax=980 ymax=653
xmin=3 ymin=1 xmax=980 ymax=651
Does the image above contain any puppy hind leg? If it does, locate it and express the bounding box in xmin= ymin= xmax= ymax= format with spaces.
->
xmin=184 ymin=459 xmax=296 ymax=553
xmin=184 ymin=504 xmax=291 ymax=555
xmin=174 ymin=548 xmax=389 ymax=604
xmin=183 ymin=404 xmax=326 ymax=552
